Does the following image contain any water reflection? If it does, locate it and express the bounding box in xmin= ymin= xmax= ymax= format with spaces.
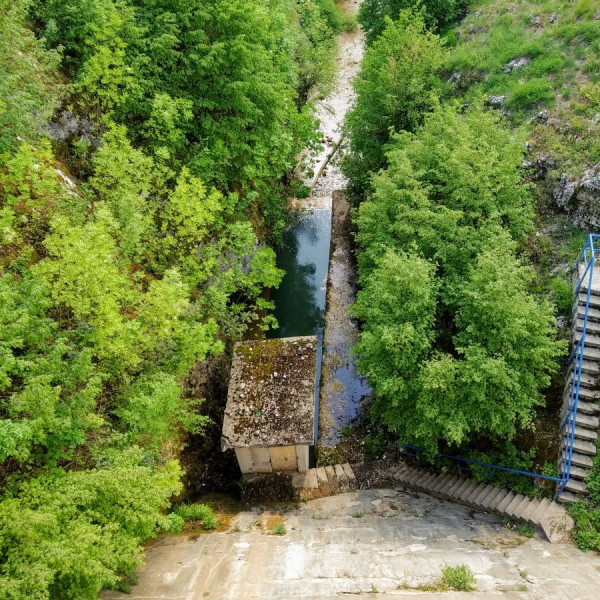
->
xmin=266 ymin=210 xmax=332 ymax=339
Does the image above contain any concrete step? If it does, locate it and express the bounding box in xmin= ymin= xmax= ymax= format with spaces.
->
xmin=578 ymin=292 xmax=600 ymax=308
xmin=307 ymin=468 xmax=318 ymax=489
xmin=324 ymin=465 xmax=336 ymax=483
xmin=577 ymin=281 xmax=600 ymax=298
xmin=579 ymin=359 xmax=600 ymax=375
xmin=496 ymin=491 xmax=516 ymax=514
xmin=561 ymin=436 xmax=597 ymax=456
xmin=444 ymin=476 xmax=468 ymax=499
xmin=564 ymin=384 xmax=600 ymax=401
xmin=342 ymin=463 xmax=356 ymax=486
xmin=559 ymin=407 xmax=599 ymax=430
xmin=529 ymin=498 xmax=551 ymax=523
xmin=567 ymin=399 xmax=600 ymax=415
xmin=556 ymin=490 xmax=579 ymax=504
xmin=575 ymin=318 xmax=600 ymax=335
xmin=470 ymin=483 xmax=496 ymax=508
xmin=521 ymin=498 xmax=542 ymax=525
xmin=574 ymin=331 xmax=600 ymax=349
xmin=575 ymin=304 xmax=600 ymax=323
xmin=561 ymin=450 xmax=594 ymax=469
xmin=578 ymin=344 xmax=600 ymax=362
xmin=537 ymin=506 xmax=575 ymax=542
xmin=432 ymin=473 xmax=455 ymax=495
xmin=334 ymin=464 xmax=348 ymax=487
xmin=316 ymin=467 xmax=328 ymax=485
xmin=560 ymin=424 xmax=599 ymax=442
xmin=512 ymin=496 xmax=537 ymax=522
xmin=565 ymin=478 xmax=588 ymax=495
xmin=505 ymin=494 xmax=527 ymax=519
xmin=566 ymin=371 xmax=600 ymax=389
xmin=564 ymin=464 xmax=592 ymax=480
xmin=480 ymin=487 xmax=506 ymax=510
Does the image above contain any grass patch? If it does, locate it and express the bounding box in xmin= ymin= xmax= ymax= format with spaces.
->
xmin=506 ymin=78 xmax=554 ymax=110
xmin=517 ymin=524 xmax=537 ymax=538
xmin=271 ymin=523 xmax=286 ymax=535
xmin=172 ymin=503 xmax=218 ymax=531
xmin=441 ymin=564 xmax=476 ymax=591
xmin=351 ymin=511 xmax=364 ymax=518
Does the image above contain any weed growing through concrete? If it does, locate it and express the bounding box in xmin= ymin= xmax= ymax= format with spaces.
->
xmin=351 ymin=511 xmax=364 ymax=518
xmin=173 ymin=503 xmax=217 ymax=531
xmin=517 ymin=524 xmax=536 ymax=538
xmin=441 ymin=564 xmax=476 ymax=591
xmin=272 ymin=523 xmax=286 ymax=535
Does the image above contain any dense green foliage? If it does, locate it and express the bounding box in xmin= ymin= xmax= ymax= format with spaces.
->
xmin=0 ymin=0 xmax=343 ymax=596
xmin=342 ymin=10 xmax=446 ymax=200
xmin=347 ymin=7 xmax=565 ymax=454
xmin=358 ymin=0 xmax=468 ymax=44
xmin=353 ymin=103 xmax=564 ymax=451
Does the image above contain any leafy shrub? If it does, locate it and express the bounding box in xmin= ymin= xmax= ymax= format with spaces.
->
xmin=173 ymin=503 xmax=218 ymax=530
xmin=550 ymin=276 xmax=574 ymax=315
xmin=441 ymin=564 xmax=476 ymax=591
xmin=568 ymin=501 xmax=600 ymax=552
xmin=0 ymin=456 xmax=182 ymax=600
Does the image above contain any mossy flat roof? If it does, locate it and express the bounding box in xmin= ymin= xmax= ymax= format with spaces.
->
xmin=221 ymin=336 xmax=317 ymax=449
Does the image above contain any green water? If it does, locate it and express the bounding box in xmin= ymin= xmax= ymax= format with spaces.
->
xmin=267 ymin=210 xmax=332 ymax=339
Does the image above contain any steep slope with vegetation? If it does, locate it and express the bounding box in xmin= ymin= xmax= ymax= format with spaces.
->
xmin=0 ymin=1 xmax=349 ymax=597
xmin=346 ymin=0 xmax=600 ymax=549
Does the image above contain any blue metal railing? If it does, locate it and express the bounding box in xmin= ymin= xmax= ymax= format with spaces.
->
xmin=558 ymin=233 xmax=600 ymax=496
xmin=398 ymin=234 xmax=600 ymax=500
xmin=399 ymin=443 xmax=563 ymax=485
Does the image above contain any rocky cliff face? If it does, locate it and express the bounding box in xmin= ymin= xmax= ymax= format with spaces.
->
xmin=553 ymin=164 xmax=600 ymax=229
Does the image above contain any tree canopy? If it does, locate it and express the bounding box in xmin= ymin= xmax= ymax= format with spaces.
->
xmin=0 ymin=1 xmax=345 ymax=596
xmin=342 ymin=10 xmax=446 ymax=200
xmin=353 ymin=101 xmax=565 ymax=452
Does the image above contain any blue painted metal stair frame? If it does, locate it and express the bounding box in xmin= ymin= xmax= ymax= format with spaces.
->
xmin=559 ymin=233 xmax=600 ymax=495
xmin=399 ymin=234 xmax=600 ymax=501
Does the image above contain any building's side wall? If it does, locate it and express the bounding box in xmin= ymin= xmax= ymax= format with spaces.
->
xmin=235 ymin=445 xmax=310 ymax=474
xmin=296 ymin=444 xmax=309 ymax=473
xmin=235 ymin=447 xmax=273 ymax=474
xmin=269 ymin=445 xmax=298 ymax=471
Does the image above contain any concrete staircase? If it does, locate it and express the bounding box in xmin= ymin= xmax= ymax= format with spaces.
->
xmin=389 ymin=462 xmax=573 ymax=543
xmin=556 ymin=268 xmax=600 ymax=503
xmin=293 ymin=459 xmax=572 ymax=542
xmin=293 ymin=463 xmax=356 ymax=496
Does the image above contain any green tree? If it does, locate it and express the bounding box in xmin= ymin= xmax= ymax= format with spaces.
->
xmin=358 ymin=0 xmax=468 ymax=45
xmin=353 ymin=249 xmax=438 ymax=432
xmin=342 ymin=10 xmax=446 ymax=200
xmin=453 ymin=234 xmax=565 ymax=442
xmin=0 ymin=454 xmax=182 ymax=600
xmin=355 ymin=103 xmax=535 ymax=305
xmin=353 ymin=103 xmax=563 ymax=452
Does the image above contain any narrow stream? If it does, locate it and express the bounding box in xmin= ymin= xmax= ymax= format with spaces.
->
xmin=269 ymin=0 xmax=369 ymax=448
xmin=266 ymin=210 xmax=331 ymax=340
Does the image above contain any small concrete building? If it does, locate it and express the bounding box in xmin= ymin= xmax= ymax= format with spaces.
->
xmin=221 ymin=336 xmax=317 ymax=474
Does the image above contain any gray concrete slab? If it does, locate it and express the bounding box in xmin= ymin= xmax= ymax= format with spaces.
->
xmin=101 ymin=489 xmax=600 ymax=600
